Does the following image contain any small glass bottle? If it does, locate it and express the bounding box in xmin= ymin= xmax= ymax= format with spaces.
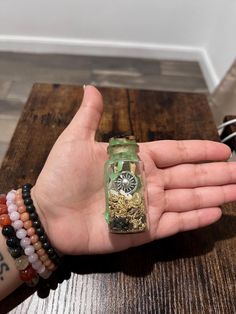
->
xmin=104 ymin=136 xmax=148 ymax=233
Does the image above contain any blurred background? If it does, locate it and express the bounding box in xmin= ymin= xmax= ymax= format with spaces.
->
xmin=0 ymin=0 xmax=235 ymax=162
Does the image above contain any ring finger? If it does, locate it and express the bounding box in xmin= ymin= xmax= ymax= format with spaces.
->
xmin=164 ymin=162 xmax=236 ymax=189
xmin=164 ymin=184 xmax=236 ymax=212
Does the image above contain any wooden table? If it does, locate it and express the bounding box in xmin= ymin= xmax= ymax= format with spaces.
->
xmin=0 ymin=84 xmax=235 ymax=313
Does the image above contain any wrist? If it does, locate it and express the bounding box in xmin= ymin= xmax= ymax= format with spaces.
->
xmin=30 ymin=187 xmax=49 ymax=238
xmin=21 ymin=184 xmax=62 ymax=267
xmin=0 ymin=186 xmax=60 ymax=295
xmin=30 ymin=185 xmax=63 ymax=257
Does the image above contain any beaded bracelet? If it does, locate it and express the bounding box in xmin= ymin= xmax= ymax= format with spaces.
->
xmin=8 ymin=189 xmax=53 ymax=279
xmin=21 ymin=184 xmax=60 ymax=267
xmin=16 ymin=188 xmax=57 ymax=272
xmin=1 ymin=184 xmax=61 ymax=286
xmin=0 ymin=193 xmax=39 ymax=286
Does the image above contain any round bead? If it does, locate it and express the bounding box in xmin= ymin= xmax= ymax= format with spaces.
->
xmin=29 ymin=212 xmax=38 ymax=221
xmin=33 ymin=241 xmax=42 ymax=251
xmin=36 ymin=227 xmax=44 ymax=237
xmin=47 ymin=248 xmax=55 ymax=256
xmin=12 ymin=219 xmax=24 ymax=230
xmin=37 ymin=248 xmax=46 ymax=256
xmin=9 ymin=247 xmax=23 ymax=258
xmin=24 ymin=245 xmax=35 ymax=256
xmin=22 ymin=191 xmax=30 ymax=199
xmin=20 ymin=212 xmax=29 ymax=222
xmin=16 ymin=228 xmax=27 ymax=239
xmin=42 ymin=242 xmax=50 ymax=250
xmin=9 ymin=211 xmax=20 ymax=221
xmin=7 ymin=204 xmax=17 ymax=213
xmin=20 ymin=237 xmax=31 ymax=248
xmin=22 ymin=183 xmax=32 ymax=190
xmin=30 ymin=234 xmax=39 ymax=244
xmin=44 ymin=259 xmax=51 ymax=267
xmin=23 ymin=220 xmax=32 ymax=229
xmin=40 ymin=254 xmax=48 ymax=262
xmin=48 ymin=264 xmax=56 ymax=271
xmin=15 ymin=189 xmax=22 ymax=196
xmin=40 ymin=270 xmax=52 ymax=279
xmin=0 ymin=204 xmax=8 ymax=215
xmin=28 ymin=253 xmax=38 ymax=264
xmin=27 ymin=227 xmax=35 ymax=237
xmin=0 ymin=214 xmax=11 ymax=227
xmin=25 ymin=275 xmax=39 ymax=287
xmin=15 ymin=195 xmax=22 ymax=202
xmin=6 ymin=200 xmax=14 ymax=206
xmin=37 ymin=265 xmax=46 ymax=274
xmin=16 ymin=199 xmax=24 ymax=207
xmin=2 ymin=225 xmax=15 ymax=237
xmin=6 ymin=236 xmax=20 ymax=248
xmin=0 ymin=194 xmax=6 ymax=204
xmin=18 ymin=205 xmax=26 ymax=214
xmin=45 ymin=261 xmax=53 ymax=268
xmin=26 ymin=204 xmax=35 ymax=213
xmin=39 ymin=234 xmax=47 ymax=243
xmin=51 ymin=257 xmax=60 ymax=266
xmin=32 ymin=220 xmax=41 ymax=229
xmin=22 ymin=188 xmax=31 ymax=194
xmin=24 ymin=198 xmax=33 ymax=206
xmin=19 ymin=265 xmax=37 ymax=281
xmin=15 ymin=255 xmax=29 ymax=270
xmin=6 ymin=191 xmax=16 ymax=202
xmin=50 ymin=255 xmax=59 ymax=263
xmin=32 ymin=260 xmax=43 ymax=270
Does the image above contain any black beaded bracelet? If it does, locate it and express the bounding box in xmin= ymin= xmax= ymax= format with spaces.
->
xmin=2 ymin=225 xmax=24 ymax=258
xmin=22 ymin=184 xmax=61 ymax=266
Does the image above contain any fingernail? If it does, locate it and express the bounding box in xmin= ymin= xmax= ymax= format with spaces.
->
xmin=228 ymin=152 xmax=233 ymax=161
xmin=83 ymin=84 xmax=86 ymax=90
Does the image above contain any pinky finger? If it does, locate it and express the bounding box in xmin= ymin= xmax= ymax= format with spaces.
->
xmin=155 ymin=207 xmax=222 ymax=239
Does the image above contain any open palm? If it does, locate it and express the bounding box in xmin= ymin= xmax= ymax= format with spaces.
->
xmin=32 ymin=86 xmax=235 ymax=255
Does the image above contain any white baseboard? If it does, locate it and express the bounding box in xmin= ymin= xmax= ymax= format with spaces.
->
xmin=197 ymin=49 xmax=220 ymax=93
xmin=0 ymin=35 xmax=219 ymax=92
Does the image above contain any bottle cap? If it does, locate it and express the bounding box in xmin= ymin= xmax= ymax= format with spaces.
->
xmin=108 ymin=136 xmax=137 ymax=148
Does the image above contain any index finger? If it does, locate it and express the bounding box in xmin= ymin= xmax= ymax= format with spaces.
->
xmin=142 ymin=140 xmax=231 ymax=168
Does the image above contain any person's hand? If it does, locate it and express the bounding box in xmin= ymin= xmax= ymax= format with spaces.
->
xmin=32 ymin=86 xmax=235 ymax=255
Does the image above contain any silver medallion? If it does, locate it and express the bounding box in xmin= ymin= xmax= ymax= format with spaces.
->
xmin=114 ymin=171 xmax=138 ymax=194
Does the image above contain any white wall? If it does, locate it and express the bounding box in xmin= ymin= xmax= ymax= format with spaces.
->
xmin=0 ymin=0 xmax=235 ymax=91
xmin=0 ymin=1 xmax=215 ymax=44
xmin=206 ymin=2 xmax=236 ymax=81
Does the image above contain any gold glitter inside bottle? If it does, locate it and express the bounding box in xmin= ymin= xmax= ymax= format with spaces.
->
xmin=104 ymin=136 xmax=148 ymax=233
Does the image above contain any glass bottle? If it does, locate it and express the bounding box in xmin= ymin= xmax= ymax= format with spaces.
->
xmin=104 ymin=136 xmax=148 ymax=233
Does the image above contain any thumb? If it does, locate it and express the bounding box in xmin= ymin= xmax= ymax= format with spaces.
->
xmin=67 ymin=85 xmax=104 ymax=140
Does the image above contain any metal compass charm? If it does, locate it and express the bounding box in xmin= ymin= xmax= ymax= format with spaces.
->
xmin=114 ymin=171 xmax=138 ymax=194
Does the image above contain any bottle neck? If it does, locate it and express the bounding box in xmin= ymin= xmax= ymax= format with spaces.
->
xmin=108 ymin=146 xmax=139 ymax=161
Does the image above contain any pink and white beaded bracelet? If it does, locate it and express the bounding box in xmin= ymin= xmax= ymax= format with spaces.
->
xmin=6 ymin=189 xmax=53 ymax=279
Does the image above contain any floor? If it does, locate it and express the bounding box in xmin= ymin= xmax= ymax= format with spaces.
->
xmin=0 ymin=52 xmax=235 ymax=165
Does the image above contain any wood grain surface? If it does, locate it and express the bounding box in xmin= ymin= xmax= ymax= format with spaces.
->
xmin=0 ymin=84 xmax=235 ymax=314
